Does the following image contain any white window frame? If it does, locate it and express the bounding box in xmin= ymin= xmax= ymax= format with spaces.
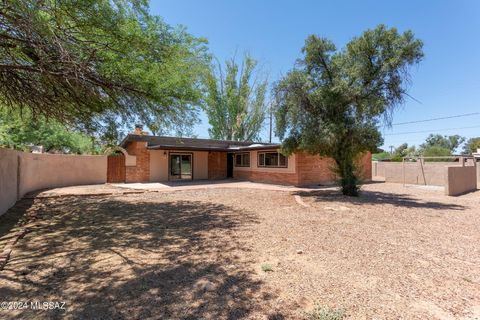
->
xmin=257 ymin=152 xmax=288 ymax=168
xmin=235 ymin=152 xmax=250 ymax=167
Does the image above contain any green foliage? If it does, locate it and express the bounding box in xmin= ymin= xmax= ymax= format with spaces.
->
xmin=394 ymin=143 xmax=413 ymax=157
xmin=304 ymin=306 xmax=346 ymax=320
xmin=462 ymin=137 xmax=480 ymax=154
xmin=203 ymin=54 xmax=268 ymax=141
xmin=419 ymin=134 xmax=465 ymax=154
xmin=274 ymin=25 xmax=423 ymax=196
xmin=389 ymin=143 xmax=417 ymax=161
xmin=0 ymin=107 xmax=97 ymax=154
xmin=261 ymin=263 xmax=274 ymax=272
xmin=0 ymin=0 xmax=210 ymax=136
xmin=421 ymin=145 xmax=452 ymax=158
xmin=372 ymin=152 xmax=391 ymax=161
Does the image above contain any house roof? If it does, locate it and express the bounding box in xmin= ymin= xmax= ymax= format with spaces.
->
xmin=120 ymin=134 xmax=280 ymax=152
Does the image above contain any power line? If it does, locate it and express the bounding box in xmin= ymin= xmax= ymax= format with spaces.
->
xmin=392 ymin=112 xmax=480 ymax=126
xmin=385 ymin=125 xmax=480 ymax=136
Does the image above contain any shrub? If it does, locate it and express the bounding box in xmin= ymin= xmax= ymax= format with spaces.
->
xmin=421 ymin=145 xmax=453 ymax=162
xmin=304 ymin=306 xmax=346 ymax=320
xmin=261 ymin=264 xmax=274 ymax=272
xmin=372 ymin=152 xmax=391 ymax=161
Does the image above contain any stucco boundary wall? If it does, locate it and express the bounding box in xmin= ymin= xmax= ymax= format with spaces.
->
xmin=382 ymin=162 xmax=452 ymax=186
xmin=478 ymin=165 xmax=480 ymax=187
xmin=445 ymin=165 xmax=477 ymax=196
xmin=374 ymin=160 xmax=478 ymax=195
xmin=0 ymin=148 xmax=107 ymax=216
xmin=0 ymin=148 xmax=20 ymax=216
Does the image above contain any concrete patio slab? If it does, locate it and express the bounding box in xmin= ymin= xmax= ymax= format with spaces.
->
xmin=111 ymin=179 xmax=336 ymax=193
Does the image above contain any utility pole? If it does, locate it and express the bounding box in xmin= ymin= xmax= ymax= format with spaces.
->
xmin=269 ymin=103 xmax=273 ymax=143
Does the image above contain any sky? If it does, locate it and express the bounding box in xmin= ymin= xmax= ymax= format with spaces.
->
xmin=150 ymin=0 xmax=480 ymax=151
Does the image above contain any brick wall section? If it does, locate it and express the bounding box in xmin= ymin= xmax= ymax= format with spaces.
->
xmin=234 ymin=170 xmax=299 ymax=185
xmin=121 ymin=142 xmax=372 ymax=185
xmin=208 ymin=152 xmax=227 ymax=179
xmin=234 ymin=151 xmax=372 ymax=186
xmin=296 ymin=152 xmax=337 ymax=186
xmin=296 ymin=152 xmax=372 ymax=186
xmin=359 ymin=152 xmax=372 ymax=182
xmin=124 ymin=141 xmax=150 ymax=182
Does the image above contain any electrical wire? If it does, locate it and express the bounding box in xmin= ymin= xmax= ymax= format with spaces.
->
xmin=385 ymin=125 xmax=480 ymax=136
xmin=392 ymin=112 xmax=480 ymax=126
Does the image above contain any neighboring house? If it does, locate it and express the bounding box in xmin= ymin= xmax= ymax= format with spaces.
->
xmin=110 ymin=130 xmax=372 ymax=186
xmin=473 ymin=149 xmax=480 ymax=160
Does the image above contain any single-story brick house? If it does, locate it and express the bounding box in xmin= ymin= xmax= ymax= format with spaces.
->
xmin=110 ymin=130 xmax=372 ymax=186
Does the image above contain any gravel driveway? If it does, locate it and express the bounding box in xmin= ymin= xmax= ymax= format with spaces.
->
xmin=0 ymin=183 xmax=478 ymax=319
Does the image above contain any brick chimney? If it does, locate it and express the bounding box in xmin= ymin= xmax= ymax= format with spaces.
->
xmin=133 ymin=124 xmax=143 ymax=135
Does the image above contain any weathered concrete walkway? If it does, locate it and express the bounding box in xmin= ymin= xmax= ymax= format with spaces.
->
xmin=26 ymin=180 xmax=443 ymax=199
xmin=25 ymin=179 xmax=334 ymax=198
xmin=112 ymin=179 xmax=334 ymax=192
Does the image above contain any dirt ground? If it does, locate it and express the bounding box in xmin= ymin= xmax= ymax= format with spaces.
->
xmin=0 ymin=183 xmax=479 ymax=319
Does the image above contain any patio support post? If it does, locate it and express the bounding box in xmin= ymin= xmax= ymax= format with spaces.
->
xmin=420 ymin=156 xmax=427 ymax=185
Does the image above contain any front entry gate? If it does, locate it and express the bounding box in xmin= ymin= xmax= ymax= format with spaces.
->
xmin=107 ymin=154 xmax=126 ymax=183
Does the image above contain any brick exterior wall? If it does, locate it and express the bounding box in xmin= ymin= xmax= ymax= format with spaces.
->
xmin=124 ymin=141 xmax=150 ymax=182
xmin=295 ymin=152 xmax=337 ymax=186
xmin=234 ymin=151 xmax=372 ymax=186
xmin=296 ymin=152 xmax=372 ymax=186
xmin=358 ymin=152 xmax=372 ymax=182
xmin=120 ymin=139 xmax=372 ymax=186
xmin=234 ymin=170 xmax=299 ymax=185
xmin=296 ymin=152 xmax=372 ymax=185
xmin=208 ymin=152 xmax=227 ymax=179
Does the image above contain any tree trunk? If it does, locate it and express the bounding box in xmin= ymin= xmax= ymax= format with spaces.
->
xmin=334 ymin=153 xmax=360 ymax=196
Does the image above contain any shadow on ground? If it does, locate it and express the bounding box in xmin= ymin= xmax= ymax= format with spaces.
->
xmin=0 ymin=195 xmax=281 ymax=319
xmin=0 ymin=199 xmax=36 ymax=247
xmin=294 ymin=189 xmax=465 ymax=211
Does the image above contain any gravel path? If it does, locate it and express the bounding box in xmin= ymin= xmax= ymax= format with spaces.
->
xmin=0 ymin=183 xmax=478 ymax=319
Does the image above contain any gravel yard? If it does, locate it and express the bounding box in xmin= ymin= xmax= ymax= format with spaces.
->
xmin=0 ymin=183 xmax=479 ymax=319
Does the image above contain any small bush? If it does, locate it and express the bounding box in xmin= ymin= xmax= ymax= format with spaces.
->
xmin=372 ymin=152 xmax=391 ymax=161
xmin=261 ymin=264 xmax=274 ymax=272
xmin=304 ymin=306 xmax=346 ymax=320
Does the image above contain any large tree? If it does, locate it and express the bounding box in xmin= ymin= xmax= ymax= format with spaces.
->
xmin=203 ymin=54 xmax=268 ymax=141
xmin=0 ymin=107 xmax=97 ymax=154
xmin=463 ymin=137 xmax=480 ymax=154
xmin=0 ymin=0 xmax=209 ymax=136
xmin=274 ymin=25 xmax=423 ymax=196
xmin=390 ymin=143 xmax=417 ymax=161
xmin=421 ymin=145 xmax=451 ymax=158
xmin=419 ymin=134 xmax=465 ymax=154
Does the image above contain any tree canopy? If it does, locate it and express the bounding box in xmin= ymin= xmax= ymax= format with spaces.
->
xmin=274 ymin=25 xmax=423 ymax=195
xmin=463 ymin=137 xmax=480 ymax=154
xmin=421 ymin=145 xmax=451 ymax=158
xmin=373 ymin=143 xmax=417 ymax=162
xmin=391 ymin=143 xmax=417 ymax=160
xmin=0 ymin=0 xmax=209 ymax=136
xmin=0 ymin=107 xmax=97 ymax=154
xmin=419 ymin=134 xmax=465 ymax=154
xmin=203 ymin=54 xmax=268 ymax=141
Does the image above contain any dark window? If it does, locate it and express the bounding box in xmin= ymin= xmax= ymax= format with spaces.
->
xmin=257 ymin=152 xmax=288 ymax=168
xmin=279 ymin=153 xmax=287 ymax=167
xmin=235 ymin=153 xmax=250 ymax=167
xmin=258 ymin=153 xmax=265 ymax=166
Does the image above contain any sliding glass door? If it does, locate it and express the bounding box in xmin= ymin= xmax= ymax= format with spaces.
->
xmin=170 ymin=154 xmax=192 ymax=180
